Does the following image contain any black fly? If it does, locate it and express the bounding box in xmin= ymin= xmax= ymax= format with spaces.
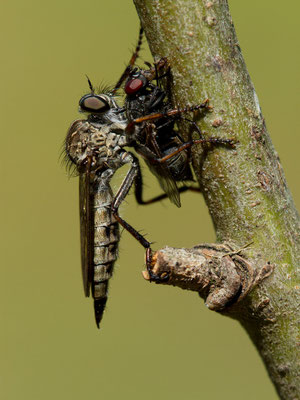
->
xmin=123 ymin=58 xmax=235 ymax=207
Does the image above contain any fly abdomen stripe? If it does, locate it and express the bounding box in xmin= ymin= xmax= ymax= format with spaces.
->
xmin=94 ymin=262 xmax=114 ymax=283
xmin=94 ymin=204 xmax=115 ymax=225
xmin=94 ymin=243 xmax=118 ymax=264
xmin=93 ymin=280 xmax=108 ymax=297
xmin=94 ymin=222 xmax=119 ymax=246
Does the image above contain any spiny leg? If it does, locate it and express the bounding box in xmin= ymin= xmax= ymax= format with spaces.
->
xmin=111 ymin=152 xmax=168 ymax=282
xmin=133 ymin=135 xmax=234 ymax=170
xmin=112 ymin=158 xmax=150 ymax=249
xmin=150 ymin=137 xmax=235 ymax=165
xmin=113 ymin=25 xmax=144 ymax=93
xmin=125 ymin=100 xmax=210 ymax=134
xmin=139 ymin=111 xmax=235 ymax=167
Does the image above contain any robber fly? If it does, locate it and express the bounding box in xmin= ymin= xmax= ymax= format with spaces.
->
xmin=64 ymin=27 xmax=151 ymax=328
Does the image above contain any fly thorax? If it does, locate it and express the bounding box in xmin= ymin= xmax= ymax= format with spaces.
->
xmin=66 ymin=120 xmax=93 ymax=165
xmin=164 ymin=145 xmax=190 ymax=180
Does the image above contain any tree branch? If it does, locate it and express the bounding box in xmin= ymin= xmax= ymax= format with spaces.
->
xmin=143 ymin=244 xmax=274 ymax=311
xmin=133 ymin=0 xmax=300 ymax=398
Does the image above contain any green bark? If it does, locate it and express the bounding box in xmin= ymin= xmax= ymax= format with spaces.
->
xmin=133 ymin=0 xmax=300 ymax=398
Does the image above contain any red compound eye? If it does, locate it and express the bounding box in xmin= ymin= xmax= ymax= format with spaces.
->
xmin=125 ymin=78 xmax=143 ymax=94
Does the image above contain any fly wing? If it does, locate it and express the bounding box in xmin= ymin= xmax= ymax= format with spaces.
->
xmin=145 ymin=159 xmax=181 ymax=207
xmin=138 ymin=124 xmax=181 ymax=207
xmin=79 ymin=160 xmax=94 ymax=297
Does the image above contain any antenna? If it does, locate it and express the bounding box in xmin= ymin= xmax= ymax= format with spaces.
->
xmin=85 ymin=75 xmax=94 ymax=93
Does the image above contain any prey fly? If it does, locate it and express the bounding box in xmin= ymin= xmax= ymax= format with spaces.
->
xmin=123 ymin=58 xmax=235 ymax=207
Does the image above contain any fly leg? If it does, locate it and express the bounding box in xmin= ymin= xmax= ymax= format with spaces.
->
xmin=135 ymin=182 xmax=201 ymax=205
xmin=111 ymin=153 xmax=150 ymax=250
xmin=112 ymin=151 xmax=168 ymax=283
xmin=113 ymin=25 xmax=144 ymax=93
xmin=134 ymin=131 xmax=235 ymax=169
xmin=143 ymin=57 xmax=170 ymax=84
xmin=145 ymin=137 xmax=235 ymax=166
xmin=125 ymin=100 xmax=211 ymax=134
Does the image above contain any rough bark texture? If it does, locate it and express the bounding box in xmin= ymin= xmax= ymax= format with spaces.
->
xmin=133 ymin=0 xmax=300 ymax=398
xmin=143 ymin=244 xmax=274 ymax=310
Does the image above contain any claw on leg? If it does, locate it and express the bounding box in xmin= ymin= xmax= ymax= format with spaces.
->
xmin=143 ymin=248 xmax=170 ymax=283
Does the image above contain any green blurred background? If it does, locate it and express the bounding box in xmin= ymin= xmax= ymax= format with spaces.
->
xmin=1 ymin=1 xmax=298 ymax=399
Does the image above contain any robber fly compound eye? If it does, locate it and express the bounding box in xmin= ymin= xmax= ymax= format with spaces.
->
xmin=79 ymin=94 xmax=110 ymax=113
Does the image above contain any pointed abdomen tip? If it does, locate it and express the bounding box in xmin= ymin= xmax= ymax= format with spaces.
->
xmin=94 ymin=297 xmax=107 ymax=329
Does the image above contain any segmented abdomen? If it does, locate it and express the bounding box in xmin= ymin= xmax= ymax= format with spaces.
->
xmin=93 ymin=184 xmax=119 ymax=327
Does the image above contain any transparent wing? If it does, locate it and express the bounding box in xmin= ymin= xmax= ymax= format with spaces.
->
xmin=79 ymin=161 xmax=94 ymax=297
xmin=138 ymin=124 xmax=181 ymax=207
xmin=144 ymin=159 xmax=181 ymax=207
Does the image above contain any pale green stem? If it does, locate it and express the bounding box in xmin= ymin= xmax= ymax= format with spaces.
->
xmin=133 ymin=0 xmax=300 ymax=398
